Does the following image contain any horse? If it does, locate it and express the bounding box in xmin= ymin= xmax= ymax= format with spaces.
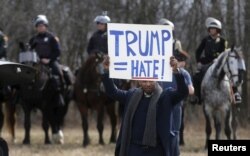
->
xmin=14 ymin=42 xmax=74 ymax=144
xmin=201 ymin=47 xmax=244 ymax=148
xmin=73 ymin=52 xmax=117 ymax=147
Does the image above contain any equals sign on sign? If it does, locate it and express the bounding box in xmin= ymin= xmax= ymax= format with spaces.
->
xmin=114 ymin=62 xmax=128 ymax=70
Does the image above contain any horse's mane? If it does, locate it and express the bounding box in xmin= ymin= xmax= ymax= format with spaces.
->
xmin=212 ymin=49 xmax=229 ymax=78
xmin=77 ymin=54 xmax=100 ymax=86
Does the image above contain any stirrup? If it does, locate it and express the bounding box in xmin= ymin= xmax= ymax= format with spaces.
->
xmin=234 ymin=93 xmax=242 ymax=104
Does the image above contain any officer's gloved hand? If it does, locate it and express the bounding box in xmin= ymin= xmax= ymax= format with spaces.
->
xmin=41 ymin=58 xmax=50 ymax=64
xmin=197 ymin=62 xmax=202 ymax=70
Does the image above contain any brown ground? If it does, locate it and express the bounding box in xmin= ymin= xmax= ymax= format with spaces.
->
xmin=2 ymin=103 xmax=250 ymax=156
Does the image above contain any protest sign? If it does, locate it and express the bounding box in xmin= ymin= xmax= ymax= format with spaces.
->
xmin=108 ymin=23 xmax=173 ymax=81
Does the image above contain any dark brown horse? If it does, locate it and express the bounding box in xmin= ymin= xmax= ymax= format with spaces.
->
xmin=13 ymin=42 xmax=74 ymax=144
xmin=74 ymin=52 xmax=117 ymax=147
xmin=0 ymin=60 xmax=37 ymax=143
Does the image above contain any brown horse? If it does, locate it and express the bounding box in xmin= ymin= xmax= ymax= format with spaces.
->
xmin=74 ymin=52 xmax=117 ymax=147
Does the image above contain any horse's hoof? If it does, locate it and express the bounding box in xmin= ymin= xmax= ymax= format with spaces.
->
xmin=179 ymin=141 xmax=185 ymax=146
xmin=45 ymin=140 xmax=51 ymax=144
xmin=23 ymin=139 xmax=30 ymax=145
xmin=110 ymin=137 xmax=116 ymax=143
xmin=83 ymin=142 xmax=89 ymax=147
xmin=204 ymin=145 xmax=208 ymax=150
xmin=12 ymin=138 xmax=17 ymax=144
xmin=83 ymin=139 xmax=90 ymax=147
xmin=99 ymin=140 xmax=105 ymax=145
xmin=52 ymin=131 xmax=64 ymax=144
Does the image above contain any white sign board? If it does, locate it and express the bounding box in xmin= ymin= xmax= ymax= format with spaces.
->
xmin=107 ymin=23 xmax=173 ymax=81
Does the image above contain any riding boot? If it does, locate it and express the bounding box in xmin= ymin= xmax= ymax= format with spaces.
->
xmin=234 ymin=92 xmax=242 ymax=104
xmin=190 ymin=71 xmax=202 ymax=105
xmin=59 ymin=75 xmax=66 ymax=91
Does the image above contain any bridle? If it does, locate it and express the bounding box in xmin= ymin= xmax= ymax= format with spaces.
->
xmin=225 ymin=50 xmax=240 ymax=85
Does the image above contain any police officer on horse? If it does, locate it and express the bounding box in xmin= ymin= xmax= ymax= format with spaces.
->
xmin=29 ymin=15 xmax=64 ymax=93
xmin=87 ymin=11 xmax=111 ymax=56
xmin=193 ymin=17 xmax=241 ymax=104
xmin=159 ymin=18 xmax=189 ymax=66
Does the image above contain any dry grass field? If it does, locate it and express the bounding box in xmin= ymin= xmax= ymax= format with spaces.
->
xmin=1 ymin=103 xmax=250 ymax=156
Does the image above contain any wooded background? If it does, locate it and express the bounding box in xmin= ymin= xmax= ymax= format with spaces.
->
xmin=1 ymin=0 xmax=249 ymax=123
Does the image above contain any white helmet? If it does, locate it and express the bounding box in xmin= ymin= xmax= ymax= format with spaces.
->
xmin=94 ymin=11 xmax=111 ymax=24
xmin=34 ymin=15 xmax=49 ymax=27
xmin=205 ymin=17 xmax=222 ymax=30
xmin=158 ymin=18 xmax=174 ymax=30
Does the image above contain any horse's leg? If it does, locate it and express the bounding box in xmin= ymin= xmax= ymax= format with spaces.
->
xmin=97 ymin=104 xmax=105 ymax=145
xmin=224 ymin=108 xmax=232 ymax=140
xmin=203 ymin=105 xmax=212 ymax=149
xmin=179 ymin=103 xmax=185 ymax=146
xmin=79 ymin=104 xmax=90 ymax=147
xmin=53 ymin=105 xmax=65 ymax=144
xmin=6 ymin=99 xmax=16 ymax=143
xmin=42 ymin=109 xmax=51 ymax=144
xmin=0 ymin=103 xmax=4 ymax=137
xmin=231 ymin=105 xmax=238 ymax=140
xmin=105 ymin=100 xmax=117 ymax=143
xmin=23 ymin=106 xmax=31 ymax=144
xmin=48 ymin=106 xmax=62 ymax=144
xmin=213 ymin=110 xmax=222 ymax=140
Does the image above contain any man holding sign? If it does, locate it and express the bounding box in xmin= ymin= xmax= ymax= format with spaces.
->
xmin=102 ymin=55 xmax=188 ymax=156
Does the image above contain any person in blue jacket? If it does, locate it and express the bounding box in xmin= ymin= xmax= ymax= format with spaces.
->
xmin=161 ymin=68 xmax=194 ymax=156
xmin=102 ymin=56 xmax=188 ymax=156
xmin=159 ymin=18 xmax=194 ymax=155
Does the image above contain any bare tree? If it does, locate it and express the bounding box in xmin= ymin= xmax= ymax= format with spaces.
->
xmin=0 ymin=0 xmax=249 ymax=122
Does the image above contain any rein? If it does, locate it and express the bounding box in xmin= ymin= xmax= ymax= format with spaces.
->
xmin=225 ymin=52 xmax=240 ymax=83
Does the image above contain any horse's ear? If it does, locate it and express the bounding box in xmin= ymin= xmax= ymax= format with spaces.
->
xmin=96 ymin=52 xmax=103 ymax=60
xmin=19 ymin=42 xmax=25 ymax=52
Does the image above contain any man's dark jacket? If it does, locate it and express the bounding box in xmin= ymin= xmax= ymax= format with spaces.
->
xmin=103 ymin=72 xmax=188 ymax=156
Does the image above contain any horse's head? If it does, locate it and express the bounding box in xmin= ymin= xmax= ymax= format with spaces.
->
xmin=78 ymin=51 xmax=105 ymax=87
xmin=223 ymin=46 xmax=246 ymax=87
xmin=85 ymin=51 xmax=105 ymax=76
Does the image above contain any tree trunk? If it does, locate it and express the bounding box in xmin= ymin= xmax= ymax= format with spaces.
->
xmin=242 ymin=0 xmax=250 ymax=124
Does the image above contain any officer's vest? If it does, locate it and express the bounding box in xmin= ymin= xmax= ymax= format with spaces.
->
xmin=203 ymin=36 xmax=225 ymax=62
xmin=33 ymin=34 xmax=53 ymax=59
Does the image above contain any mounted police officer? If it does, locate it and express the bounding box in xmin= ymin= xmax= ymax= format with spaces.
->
xmin=193 ymin=17 xmax=241 ymax=104
xmin=196 ymin=17 xmax=227 ymax=66
xmin=87 ymin=11 xmax=111 ymax=56
xmin=193 ymin=17 xmax=226 ymax=104
xmin=29 ymin=15 xmax=64 ymax=92
xmin=159 ymin=18 xmax=189 ymax=67
xmin=0 ymin=28 xmax=8 ymax=61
